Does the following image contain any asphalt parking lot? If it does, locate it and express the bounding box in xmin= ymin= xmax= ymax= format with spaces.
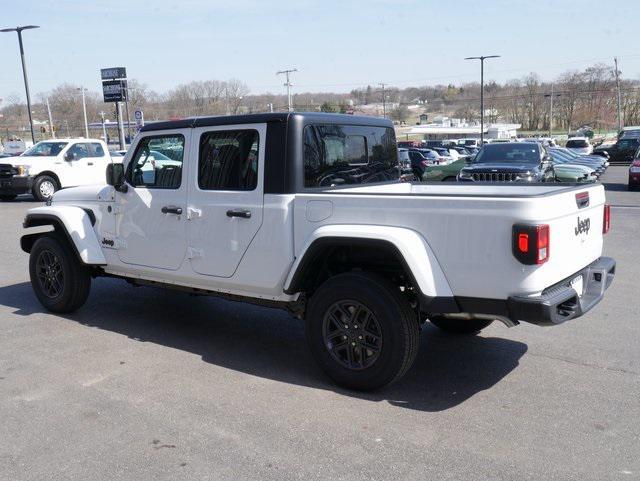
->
xmin=0 ymin=167 xmax=638 ymax=481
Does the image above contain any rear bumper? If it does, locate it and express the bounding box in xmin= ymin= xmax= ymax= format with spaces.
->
xmin=0 ymin=176 xmax=33 ymax=195
xmin=507 ymin=256 xmax=615 ymax=326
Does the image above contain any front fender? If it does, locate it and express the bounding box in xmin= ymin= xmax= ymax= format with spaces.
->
xmin=22 ymin=206 xmax=106 ymax=265
xmin=285 ymin=224 xmax=453 ymax=299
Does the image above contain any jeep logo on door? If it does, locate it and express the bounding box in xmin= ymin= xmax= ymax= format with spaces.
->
xmin=575 ymin=217 xmax=590 ymax=236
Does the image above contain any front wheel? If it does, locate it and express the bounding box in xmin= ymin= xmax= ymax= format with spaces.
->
xmin=29 ymin=234 xmax=91 ymax=313
xmin=32 ymin=175 xmax=59 ymax=202
xmin=429 ymin=316 xmax=492 ymax=334
xmin=306 ymin=272 xmax=420 ymax=391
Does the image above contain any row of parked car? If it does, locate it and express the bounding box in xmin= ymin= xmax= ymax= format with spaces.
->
xmin=400 ymin=138 xmax=610 ymax=184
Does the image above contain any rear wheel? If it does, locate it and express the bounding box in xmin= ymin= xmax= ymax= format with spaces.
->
xmin=306 ymin=272 xmax=420 ymax=391
xmin=32 ymin=175 xmax=59 ymax=202
xmin=29 ymin=234 xmax=91 ymax=313
xmin=429 ymin=315 xmax=492 ymax=334
xmin=0 ymin=194 xmax=17 ymax=201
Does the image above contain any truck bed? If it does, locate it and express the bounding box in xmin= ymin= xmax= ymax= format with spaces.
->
xmin=293 ymin=181 xmax=606 ymax=300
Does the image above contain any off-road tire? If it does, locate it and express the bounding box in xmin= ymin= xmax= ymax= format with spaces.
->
xmin=306 ymin=271 xmax=420 ymax=391
xmin=32 ymin=175 xmax=59 ymax=202
xmin=429 ymin=316 xmax=492 ymax=334
xmin=29 ymin=234 xmax=91 ymax=313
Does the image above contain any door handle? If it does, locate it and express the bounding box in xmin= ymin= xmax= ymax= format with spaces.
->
xmin=161 ymin=206 xmax=183 ymax=215
xmin=87 ymin=162 xmax=94 ymax=166
xmin=226 ymin=209 xmax=251 ymax=219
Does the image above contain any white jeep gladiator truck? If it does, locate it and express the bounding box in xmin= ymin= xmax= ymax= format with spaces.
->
xmin=0 ymin=138 xmax=113 ymax=201
xmin=20 ymin=113 xmax=615 ymax=390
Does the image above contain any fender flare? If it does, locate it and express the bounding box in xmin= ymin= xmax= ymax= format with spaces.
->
xmin=284 ymin=224 xmax=454 ymax=300
xmin=21 ymin=206 xmax=107 ymax=265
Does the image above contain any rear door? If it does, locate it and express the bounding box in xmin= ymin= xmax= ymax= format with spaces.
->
xmin=187 ymin=123 xmax=265 ymax=277
xmin=86 ymin=142 xmax=109 ymax=184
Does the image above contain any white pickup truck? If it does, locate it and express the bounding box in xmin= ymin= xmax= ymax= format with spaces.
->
xmin=0 ymin=138 xmax=113 ymax=201
xmin=20 ymin=113 xmax=615 ymax=390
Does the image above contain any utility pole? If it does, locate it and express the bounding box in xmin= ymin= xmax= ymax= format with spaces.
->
xmin=379 ymin=83 xmax=387 ymax=118
xmin=614 ymin=57 xmax=622 ymax=133
xmin=544 ymin=84 xmax=561 ymax=138
xmin=1 ymin=25 xmax=40 ymax=144
xmin=464 ymin=55 xmax=500 ymax=144
xmin=77 ymin=87 xmax=89 ymax=138
xmin=277 ymin=68 xmax=297 ymax=112
xmin=45 ymin=97 xmax=55 ymax=139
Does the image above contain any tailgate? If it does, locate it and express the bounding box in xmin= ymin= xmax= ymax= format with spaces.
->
xmin=523 ymin=184 xmax=606 ymax=294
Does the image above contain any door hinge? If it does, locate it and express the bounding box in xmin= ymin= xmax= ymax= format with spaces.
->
xmin=186 ymin=207 xmax=202 ymax=220
xmin=187 ymin=247 xmax=203 ymax=259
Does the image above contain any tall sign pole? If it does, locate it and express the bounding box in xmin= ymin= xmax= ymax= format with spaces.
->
xmin=101 ymin=67 xmax=127 ymax=149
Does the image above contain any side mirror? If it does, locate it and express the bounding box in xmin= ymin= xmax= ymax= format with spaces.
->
xmin=64 ymin=151 xmax=75 ymax=161
xmin=106 ymin=163 xmax=128 ymax=192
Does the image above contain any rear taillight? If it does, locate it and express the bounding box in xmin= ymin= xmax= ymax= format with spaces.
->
xmin=603 ymin=204 xmax=611 ymax=234
xmin=512 ymin=224 xmax=550 ymax=265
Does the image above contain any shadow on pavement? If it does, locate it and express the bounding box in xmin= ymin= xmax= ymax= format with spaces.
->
xmin=602 ymin=181 xmax=630 ymax=192
xmin=0 ymin=279 xmax=527 ymax=412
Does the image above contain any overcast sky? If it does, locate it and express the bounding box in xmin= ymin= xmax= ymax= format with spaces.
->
xmin=1 ymin=0 xmax=638 ymax=102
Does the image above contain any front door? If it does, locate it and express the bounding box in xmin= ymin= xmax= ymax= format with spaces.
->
xmin=116 ymin=131 xmax=190 ymax=270
xmin=187 ymin=124 xmax=265 ymax=277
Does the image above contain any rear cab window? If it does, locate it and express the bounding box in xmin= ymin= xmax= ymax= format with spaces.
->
xmin=303 ymin=124 xmax=398 ymax=188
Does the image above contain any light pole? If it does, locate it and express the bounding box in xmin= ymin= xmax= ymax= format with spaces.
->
xmin=1 ymin=25 xmax=40 ymax=144
xmin=464 ymin=55 xmax=500 ymax=144
xmin=77 ymin=87 xmax=89 ymax=138
xmin=277 ymin=68 xmax=297 ymax=112
xmin=544 ymin=85 xmax=561 ymax=138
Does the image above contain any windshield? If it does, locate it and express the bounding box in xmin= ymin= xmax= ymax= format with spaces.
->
xmin=22 ymin=142 xmax=68 ymax=157
xmin=566 ymin=139 xmax=588 ymax=148
xmin=473 ymin=144 xmax=540 ymax=163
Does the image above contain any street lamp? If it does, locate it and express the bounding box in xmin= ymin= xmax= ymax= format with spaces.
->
xmin=464 ymin=55 xmax=500 ymax=145
xmin=77 ymin=87 xmax=89 ymax=138
xmin=0 ymin=25 xmax=40 ymax=144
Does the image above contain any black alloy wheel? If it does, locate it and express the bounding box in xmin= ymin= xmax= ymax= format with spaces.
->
xmin=321 ymin=300 xmax=383 ymax=371
xmin=35 ymin=249 xmax=65 ymax=299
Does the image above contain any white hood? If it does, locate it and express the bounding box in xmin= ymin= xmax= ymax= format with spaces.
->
xmin=0 ymin=155 xmax=56 ymax=168
xmin=52 ymin=184 xmax=115 ymax=203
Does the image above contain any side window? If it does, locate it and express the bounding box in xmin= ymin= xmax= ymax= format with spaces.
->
xmin=128 ymin=134 xmax=185 ymax=189
xmin=89 ymin=143 xmax=105 ymax=157
xmin=198 ymin=129 xmax=259 ymax=191
xmin=66 ymin=143 xmax=89 ymax=160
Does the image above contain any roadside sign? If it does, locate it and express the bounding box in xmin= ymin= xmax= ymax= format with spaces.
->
xmin=134 ymin=110 xmax=144 ymax=128
xmin=101 ymin=67 xmax=127 ymax=80
xmin=102 ymin=80 xmax=127 ymax=103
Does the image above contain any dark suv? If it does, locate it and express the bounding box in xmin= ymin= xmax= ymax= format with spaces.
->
xmin=594 ymin=137 xmax=640 ymax=165
xmin=458 ymin=142 xmax=554 ymax=182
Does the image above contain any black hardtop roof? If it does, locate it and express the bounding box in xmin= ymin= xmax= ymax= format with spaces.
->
xmin=139 ymin=112 xmax=393 ymax=132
